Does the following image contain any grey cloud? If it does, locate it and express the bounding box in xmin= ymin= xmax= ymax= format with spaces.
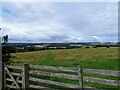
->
xmin=2 ymin=2 xmax=118 ymax=43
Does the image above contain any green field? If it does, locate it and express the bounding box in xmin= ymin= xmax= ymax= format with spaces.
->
xmin=11 ymin=47 xmax=118 ymax=70
xmin=11 ymin=47 xmax=119 ymax=89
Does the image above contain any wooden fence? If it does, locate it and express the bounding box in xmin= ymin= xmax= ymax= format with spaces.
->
xmin=4 ymin=63 xmax=120 ymax=90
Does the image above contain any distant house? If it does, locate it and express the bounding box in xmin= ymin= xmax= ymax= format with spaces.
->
xmin=60 ymin=47 xmax=66 ymax=49
xmin=69 ymin=44 xmax=82 ymax=47
xmin=26 ymin=46 xmax=31 ymax=47
xmin=49 ymin=47 xmax=57 ymax=49
xmin=33 ymin=45 xmax=46 ymax=48
xmin=16 ymin=47 xmax=24 ymax=50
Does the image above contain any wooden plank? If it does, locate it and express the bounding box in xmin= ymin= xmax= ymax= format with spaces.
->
xmin=83 ymin=69 xmax=120 ymax=77
xmin=22 ymin=64 xmax=29 ymax=89
xmin=6 ymin=65 xmax=22 ymax=70
xmin=30 ymin=65 xmax=120 ymax=77
xmin=83 ymin=76 xmax=120 ymax=86
xmin=30 ymin=77 xmax=80 ymax=89
xmin=6 ymin=85 xmax=18 ymax=89
xmin=6 ymin=78 xmax=22 ymax=83
xmin=83 ymin=87 xmax=106 ymax=90
xmin=11 ymin=72 xmax=22 ymax=77
xmin=29 ymin=70 xmax=79 ymax=80
xmin=5 ymin=67 xmax=20 ymax=88
xmin=83 ymin=86 xmax=106 ymax=90
xmin=30 ymin=85 xmax=49 ymax=89
xmin=30 ymin=85 xmax=59 ymax=90
xmin=30 ymin=64 xmax=78 ymax=72
xmin=30 ymin=84 xmax=97 ymax=90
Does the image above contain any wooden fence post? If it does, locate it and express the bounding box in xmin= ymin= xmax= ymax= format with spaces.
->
xmin=4 ymin=63 xmax=6 ymax=90
xmin=0 ymin=61 xmax=4 ymax=90
xmin=22 ymin=63 xmax=29 ymax=90
xmin=77 ymin=65 xmax=83 ymax=90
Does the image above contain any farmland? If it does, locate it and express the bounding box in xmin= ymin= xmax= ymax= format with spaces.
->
xmin=11 ymin=47 xmax=118 ymax=70
xmin=9 ymin=47 xmax=119 ymax=89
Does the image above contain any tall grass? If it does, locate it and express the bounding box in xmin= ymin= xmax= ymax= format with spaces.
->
xmin=11 ymin=47 xmax=119 ymax=89
xmin=11 ymin=47 xmax=118 ymax=70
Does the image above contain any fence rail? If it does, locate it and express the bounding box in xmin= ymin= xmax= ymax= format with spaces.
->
xmin=4 ymin=64 xmax=120 ymax=90
xmin=6 ymin=64 xmax=120 ymax=76
xmin=30 ymin=65 xmax=120 ymax=77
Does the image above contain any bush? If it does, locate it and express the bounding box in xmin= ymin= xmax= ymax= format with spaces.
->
xmin=2 ymin=35 xmax=12 ymax=63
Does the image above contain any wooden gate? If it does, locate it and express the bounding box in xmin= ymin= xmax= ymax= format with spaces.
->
xmin=3 ymin=64 xmax=84 ymax=90
xmin=2 ymin=63 xmax=119 ymax=90
xmin=4 ymin=64 xmax=29 ymax=90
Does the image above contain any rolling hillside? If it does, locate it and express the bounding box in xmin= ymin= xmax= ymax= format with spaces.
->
xmin=11 ymin=47 xmax=118 ymax=70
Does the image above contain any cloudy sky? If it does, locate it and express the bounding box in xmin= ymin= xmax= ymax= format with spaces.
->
xmin=1 ymin=2 xmax=118 ymax=43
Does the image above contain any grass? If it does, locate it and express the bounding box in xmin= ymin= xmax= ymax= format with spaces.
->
xmin=10 ymin=47 xmax=119 ymax=89
xmin=11 ymin=47 xmax=118 ymax=70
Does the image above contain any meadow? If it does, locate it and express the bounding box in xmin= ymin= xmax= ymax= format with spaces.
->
xmin=11 ymin=47 xmax=118 ymax=70
xmin=11 ymin=47 xmax=119 ymax=89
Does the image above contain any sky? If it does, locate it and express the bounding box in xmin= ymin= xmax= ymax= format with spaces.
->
xmin=1 ymin=2 xmax=118 ymax=43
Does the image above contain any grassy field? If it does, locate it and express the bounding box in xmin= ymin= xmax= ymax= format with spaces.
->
xmin=11 ymin=47 xmax=119 ymax=89
xmin=11 ymin=47 xmax=118 ymax=70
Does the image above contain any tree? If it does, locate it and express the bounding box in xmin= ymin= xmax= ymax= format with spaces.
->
xmin=2 ymin=35 xmax=11 ymax=63
xmin=2 ymin=35 xmax=8 ymax=44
